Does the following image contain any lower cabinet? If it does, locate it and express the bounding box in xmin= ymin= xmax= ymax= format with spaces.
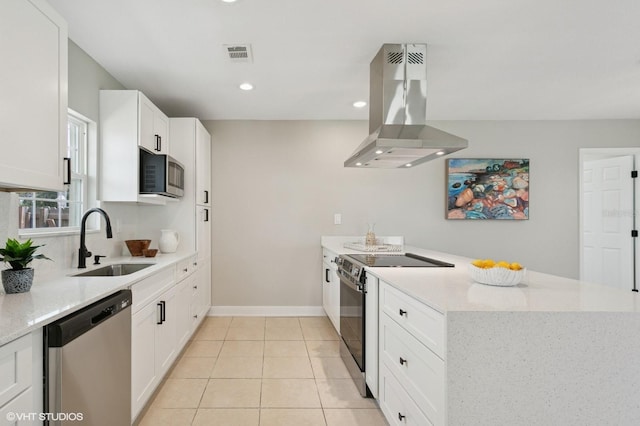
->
xmin=131 ymin=255 xmax=211 ymax=422
xmin=322 ymin=249 xmax=340 ymax=333
xmin=378 ymin=280 xmax=445 ymax=426
xmin=0 ymin=331 xmax=42 ymax=425
xmin=192 ymin=259 xmax=211 ymax=329
xmin=131 ymin=280 xmax=178 ymax=420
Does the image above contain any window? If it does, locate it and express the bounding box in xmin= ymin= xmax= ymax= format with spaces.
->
xmin=18 ymin=111 xmax=90 ymax=233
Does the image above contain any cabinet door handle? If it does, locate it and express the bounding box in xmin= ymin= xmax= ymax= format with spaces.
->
xmin=160 ymin=301 xmax=166 ymax=323
xmin=157 ymin=302 xmax=163 ymax=324
xmin=398 ymin=413 xmax=406 ymax=421
xmin=399 ymin=357 xmax=407 ymax=366
xmin=204 ymin=209 xmax=209 ymax=222
xmin=158 ymin=135 xmax=162 ymax=152
xmin=204 ymin=190 xmax=209 ymax=204
xmin=399 ymin=308 xmax=407 ymax=317
xmin=183 ymin=268 xmax=188 ymax=272
xmin=63 ymin=157 xmax=71 ymax=184
xmin=325 ymin=268 xmax=330 ymax=283
xmin=193 ymin=285 xmax=198 ymax=290
xmin=154 ymin=135 xmax=160 ymax=151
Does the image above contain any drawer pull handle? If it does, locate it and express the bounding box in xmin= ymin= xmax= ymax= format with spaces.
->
xmin=398 ymin=413 xmax=406 ymax=421
xmin=399 ymin=309 xmax=407 ymax=316
xmin=399 ymin=357 xmax=407 ymax=366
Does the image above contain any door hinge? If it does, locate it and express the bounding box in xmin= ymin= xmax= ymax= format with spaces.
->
xmin=632 ymin=230 xmax=638 ymax=238
xmin=632 ymin=170 xmax=638 ymax=178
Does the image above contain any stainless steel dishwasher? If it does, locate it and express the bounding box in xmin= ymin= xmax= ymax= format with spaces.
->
xmin=44 ymin=289 xmax=132 ymax=425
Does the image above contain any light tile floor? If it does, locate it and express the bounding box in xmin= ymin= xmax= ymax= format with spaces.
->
xmin=138 ymin=316 xmax=388 ymax=426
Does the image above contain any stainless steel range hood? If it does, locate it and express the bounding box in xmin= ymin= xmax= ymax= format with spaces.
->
xmin=345 ymin=44 xmax=468 ymax=168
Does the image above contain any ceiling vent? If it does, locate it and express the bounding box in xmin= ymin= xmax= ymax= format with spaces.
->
xmin=223 ymin=44 xmax=253 ymax=63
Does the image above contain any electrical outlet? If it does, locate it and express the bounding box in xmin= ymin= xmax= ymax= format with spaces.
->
xmin=334 ymin=213 xmax=342 ymax=225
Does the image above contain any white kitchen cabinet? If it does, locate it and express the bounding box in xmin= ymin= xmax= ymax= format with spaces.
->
xmin=322 ymin=249 xmax=340 ymax=333
xmin=175 ymin=255 xmax=198 ymax=349
xmin=139 ymin=92 xmax=169 ymax=155
xmin=99 ymin=90 xmax=172 ymax=203
xmin=131 ymin=267 xmax=179 ymax=420
xmin=378 ymin=280 xmax=445 ymax=426
xmin=192 ymin=258 xmax=211 ymax=329
xmin=196 ymin=206 xmax=211 ymax=264
xmin=195 ymin=120 xmax=211 ymax=206
xmin=0 ymin=0 xmax=67 ymax=192
xmin=0 ymin=330 xmax=43 ymax=425
xmin=168 ymin=118 xmax=212 ymax=313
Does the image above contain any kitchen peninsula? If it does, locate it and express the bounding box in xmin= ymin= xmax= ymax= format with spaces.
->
xmin=322 ymin=237 xmax=640 ymax=425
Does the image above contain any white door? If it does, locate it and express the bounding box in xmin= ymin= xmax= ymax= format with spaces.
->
xmin=581 ymin=155 xmax=634 ymax=290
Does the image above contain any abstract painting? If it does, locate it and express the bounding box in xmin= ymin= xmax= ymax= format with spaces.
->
xmin=446 ymin=158 xmax=529 ymax=220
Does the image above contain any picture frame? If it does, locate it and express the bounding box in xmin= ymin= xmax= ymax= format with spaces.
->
xmin=446 ymin=158 xmax=529 ymax=220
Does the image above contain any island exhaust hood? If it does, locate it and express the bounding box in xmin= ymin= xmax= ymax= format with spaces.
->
xmin=345 ymin=44 xmax=468 ymax=168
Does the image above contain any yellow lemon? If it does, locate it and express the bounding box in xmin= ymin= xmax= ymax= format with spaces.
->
xmin=496 ymin=261 xmax=510 ymax=269
xmin=471 ymin=259 xmax=484 ymax=267
xmin=509 ymin=262 xmax=522 ymax=271
xmin=481 ymin=259 xmax=495 ymax=268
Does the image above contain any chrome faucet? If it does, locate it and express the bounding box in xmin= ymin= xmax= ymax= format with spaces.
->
xmin=78 ymin=208 xmax=113 ymax=268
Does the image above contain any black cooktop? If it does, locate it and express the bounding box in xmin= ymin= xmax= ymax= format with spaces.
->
xmin=346 ymin=253 xmax=455 ymax=268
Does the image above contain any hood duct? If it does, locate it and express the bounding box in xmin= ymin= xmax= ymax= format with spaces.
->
xmin=345 ymin=43 xmax=468 ymax=168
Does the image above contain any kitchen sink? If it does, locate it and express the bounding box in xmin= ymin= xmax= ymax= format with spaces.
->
xmin=73 ymin=263 xmax=154 ymax=277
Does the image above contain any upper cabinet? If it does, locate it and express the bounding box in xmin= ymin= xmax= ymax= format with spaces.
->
xmin=100 ymin=90 xmax=171 ymax=203
xmin=195 ymin=120 xmax=211 ymax=206
xmin=0 ymin=0 xmax=68 ymax=191
xmin=139 ymin=93 xmax=169 ymax=155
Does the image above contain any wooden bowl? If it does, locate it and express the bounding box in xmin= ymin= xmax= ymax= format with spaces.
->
xmin=142 ymin=248 xmax=158 ymax=258
xmin=125 ymin=239 xmax=151 ymax=256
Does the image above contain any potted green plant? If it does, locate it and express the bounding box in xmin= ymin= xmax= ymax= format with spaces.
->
xmin=0 ymin=238 xmax=50 ymax=294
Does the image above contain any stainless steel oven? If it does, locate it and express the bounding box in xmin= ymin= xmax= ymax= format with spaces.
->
xmin=336 ymin=255 xmax=369 ymax=396
xmin=337 ymin=252 xmax=455 ymax=397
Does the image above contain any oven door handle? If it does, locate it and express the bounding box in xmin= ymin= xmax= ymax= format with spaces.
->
xmin=340 ymin=277 xmax=364 ymax=294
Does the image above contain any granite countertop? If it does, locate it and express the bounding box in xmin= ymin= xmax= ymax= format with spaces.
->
xmin=0 ymin=251 xmax=195 ymax=346
xmin=321 ymin=236 xmax=640 ymax=314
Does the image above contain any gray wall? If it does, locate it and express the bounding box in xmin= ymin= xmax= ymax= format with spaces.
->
xmin=68 ymin=40 xmax=125 ymax=121
xmin=204 ymin=119 xmax=640 ymax=307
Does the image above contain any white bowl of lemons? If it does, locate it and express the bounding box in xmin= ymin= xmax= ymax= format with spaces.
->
xmin=469 ymin=259 xmax=526 ymax=287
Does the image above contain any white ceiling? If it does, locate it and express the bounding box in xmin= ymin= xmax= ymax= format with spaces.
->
xmin=49 ymin=0 xmax=640 ymax=121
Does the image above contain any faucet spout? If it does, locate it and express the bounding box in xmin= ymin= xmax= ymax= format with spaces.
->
xmin=78 ymin=208 xmax=113 ymax=268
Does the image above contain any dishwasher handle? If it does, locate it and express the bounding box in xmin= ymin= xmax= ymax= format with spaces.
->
xmin=46 ymin=290 xmax=132 ymax=347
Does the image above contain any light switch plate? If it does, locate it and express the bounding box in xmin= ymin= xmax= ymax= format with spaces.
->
xmin=334 ymin=213 xmax=342 ymax=225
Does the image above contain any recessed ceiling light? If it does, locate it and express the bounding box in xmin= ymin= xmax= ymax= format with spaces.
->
xmin=356 ymin=162 xmax=362 ymax=166
xmin=353 ymin=101 xmax=367 ymax=108
xmin=239 ymin=82 xmax=254 ymax=91
xmin=436 ymin=151 xmax=445 ymax=156
xmin=375 ymin=150 xmax=383 ymax=154
xmin=221 ymin=0 xmax=237 ymax=3
xmin=405 ymin=163 xmax=412 ymax=167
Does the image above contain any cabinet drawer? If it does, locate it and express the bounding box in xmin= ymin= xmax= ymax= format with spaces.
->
xmin=0 ymin=334 xmax=31 ymax=408
xmin=131 ymin=267 xmax=176 ymax=314
xmin=379 ymin=363 xmax=433 ymax=426
xmin=381 ymin=313 xmax=444 ymax=425
xmin=322 ymin=248 xmax=338 ymax=264
xmin=176 ymin=255 xmax=197 ymax=282
xmin=0 ymin=388 xmax=33 ymax=426
xmin=380 ymin=281 xmax=445 ymax=358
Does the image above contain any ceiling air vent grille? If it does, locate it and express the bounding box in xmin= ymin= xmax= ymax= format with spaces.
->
xmin=223 ymin=44 xmax=253 ymax=63
xmin=387 ymin=51 xmax=403 ymax=64
xmin=407 ymin=51 xmax=424 ymax=64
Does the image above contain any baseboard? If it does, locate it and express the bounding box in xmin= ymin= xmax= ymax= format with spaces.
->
xmin=207 ymin=306 xmax=326 ymax=317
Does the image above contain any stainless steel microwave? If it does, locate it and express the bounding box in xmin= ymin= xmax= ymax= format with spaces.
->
xmin=139 ymin=149 xmax=185 ymax=198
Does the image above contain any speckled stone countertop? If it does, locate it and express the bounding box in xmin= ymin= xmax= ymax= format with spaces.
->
xmin=0 ymin=251 xmax=195 ymax=346
xmin=322 ymin=236 xmax=640 ymax=313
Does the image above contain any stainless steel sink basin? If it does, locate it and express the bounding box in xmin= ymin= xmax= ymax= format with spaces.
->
xmin=73 ymin=263 xmax=154 ymax=277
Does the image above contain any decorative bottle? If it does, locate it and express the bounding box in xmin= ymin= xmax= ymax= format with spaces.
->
xmin=365 ymin=223 xmax=377 ymax=246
